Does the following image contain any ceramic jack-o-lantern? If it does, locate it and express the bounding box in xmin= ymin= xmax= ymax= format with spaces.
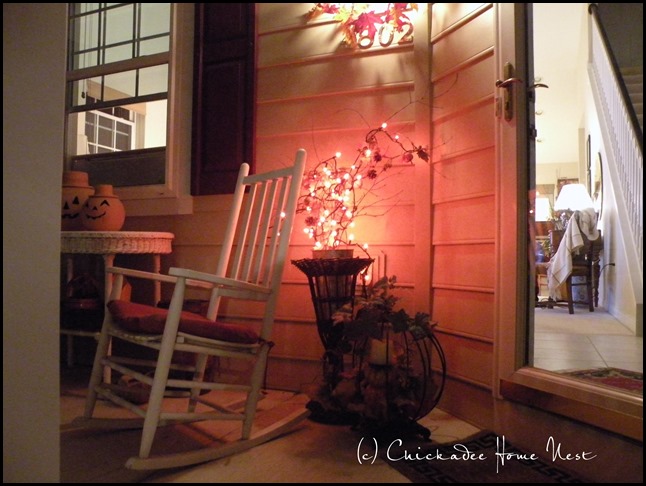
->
xmin=62 ymin=171 xmax=95 ymax=231
xmin=81 ymin=184 xmax=126 ymax=231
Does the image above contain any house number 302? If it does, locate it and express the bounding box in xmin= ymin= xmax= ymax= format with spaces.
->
xmin=357 ymin=21 xmax=414 ymax=49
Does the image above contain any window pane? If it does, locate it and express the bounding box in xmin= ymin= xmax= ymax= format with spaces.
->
xmin=115 ymin=132 xmax=131 ymax=151
xmin=140 ymin=37 xmax=169 ymax=56
xmin=142 ymin=100 xmax=167 ymax=148
xmin=72 ymin=49 xmax=99 ymax=71
xmin=141 ymin=3 xmax=171 ymax=37
xmin=138 ymin=65 xmax=168 ymax=96
xmin=105 ymin=4 xmax=135 ymax=46
xmin=72 ymin=3 xmax=100 ymax=15
xmin=85 ymin=77 xmax=104 ymax=103
xmin=98 ymin=114 xmax=112 ymax=129
xmin=86 ymin=111 xmax=96 ymax=126
xmin=104 ymin=44 xmax=135 ymax=64
xmin=69 ymin=11 xmax=100 ymax=69
xmin=114 ymin=123 xmax=133 ymax=150
xmin=104 ymin=71 xmax=137 ymax=99
xmin=69 ymin=79 xmax=86 ymax=108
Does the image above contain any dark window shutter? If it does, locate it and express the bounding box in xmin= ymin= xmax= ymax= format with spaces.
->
xmin=191 ymin=3 xmax=256 ymax=195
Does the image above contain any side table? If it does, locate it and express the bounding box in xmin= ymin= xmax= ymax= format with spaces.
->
xmin=60 ymin=231 xmax=174 ymax=367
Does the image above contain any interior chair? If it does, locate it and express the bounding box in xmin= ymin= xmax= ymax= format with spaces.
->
xmin=566 ymin=227 xmax=603 ymax=313
xmin=74 ymin=149 xmax=308 ymax=470
xmin=537 ymin=214 xmax=603 ymax=314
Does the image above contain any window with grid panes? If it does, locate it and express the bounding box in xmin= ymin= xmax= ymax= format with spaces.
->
xmin=66 ymin=3 xmax=174 ymax=190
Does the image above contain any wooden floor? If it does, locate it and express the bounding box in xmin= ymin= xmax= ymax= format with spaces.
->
xmin=60 ymin=366 xmax=481 ymax=483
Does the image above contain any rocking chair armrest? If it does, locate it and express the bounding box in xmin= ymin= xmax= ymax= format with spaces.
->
xmin=169 ymin=267 xmax=271 ymax=296
xmin=106 ymin=266 xmax=214 ymax=290
xmin=107 ymin=266 xmax=176 ymax=284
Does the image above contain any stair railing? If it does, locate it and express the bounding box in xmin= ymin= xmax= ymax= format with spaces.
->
xmin=587 ymin=4 xmax=643 ymax=279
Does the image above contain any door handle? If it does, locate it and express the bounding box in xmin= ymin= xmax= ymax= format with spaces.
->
xmin=495 ymin=62 xmax=522 ymax=121
xmin=527 ymin=83 xmax=548 ymax=103
xmin=496 ymin=77 xmax=523 ymax=88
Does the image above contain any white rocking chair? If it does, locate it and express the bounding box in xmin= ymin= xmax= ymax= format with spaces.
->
xmin=73 ymin=149 xmax=308 ymax=470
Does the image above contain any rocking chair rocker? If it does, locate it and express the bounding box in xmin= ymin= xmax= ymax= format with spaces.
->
xmin=72 ymin=149 xmax=308 ymax=470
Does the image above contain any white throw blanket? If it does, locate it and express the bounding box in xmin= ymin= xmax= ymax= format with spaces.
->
xmin=576 ymin=207 xmax=600 ymax=241
xmin=546 ymin=209 xmax=598 ymax=300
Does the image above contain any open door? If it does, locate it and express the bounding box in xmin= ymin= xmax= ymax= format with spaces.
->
xmin=494 ymin=3 xmax=533 ymax=386
xmin=494 ymin=3 xmax=642 ymax=442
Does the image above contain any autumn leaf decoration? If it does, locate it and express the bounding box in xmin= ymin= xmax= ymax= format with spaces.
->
xmin=307 ymin=3 xmax=418 ymax=49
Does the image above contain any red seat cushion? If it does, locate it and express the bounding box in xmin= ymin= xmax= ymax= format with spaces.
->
xmin=107 ymin=300 xmax=259 ymax=344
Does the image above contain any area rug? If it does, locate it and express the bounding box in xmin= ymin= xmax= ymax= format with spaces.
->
xmin=561 ymin=367 xmax=643 ymax=395
xmin=383 ymin=430 xmax=592 ymax=483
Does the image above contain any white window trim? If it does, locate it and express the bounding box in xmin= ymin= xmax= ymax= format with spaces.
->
xmin=111 ymin=3 xmax=194 ymax=217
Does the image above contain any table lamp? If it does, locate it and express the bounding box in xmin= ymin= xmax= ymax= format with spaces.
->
xmin=554 ymin=183 xmax=595 ymax=228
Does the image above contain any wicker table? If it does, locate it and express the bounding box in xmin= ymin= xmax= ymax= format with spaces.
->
xmin=61 ymin=231 xmax=174 ymax=303
xmin=60 ymin=231 xmax=174 ymax=367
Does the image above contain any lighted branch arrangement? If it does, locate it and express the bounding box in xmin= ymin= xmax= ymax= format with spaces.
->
xmin=298 ymin=118 xmax=428 ymax=254
xmin=307 ymin=3 xmax=418 ymax=49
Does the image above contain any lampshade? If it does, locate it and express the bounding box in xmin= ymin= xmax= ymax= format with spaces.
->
xmin=554 ymin=183 xmax=594 ymax=211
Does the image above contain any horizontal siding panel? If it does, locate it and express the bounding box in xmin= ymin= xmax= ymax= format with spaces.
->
xmin=274 ymin=283 xmax=318 ymax=322
xmin=288 ymin=204 xmax=416 ymax=249
xmin=433 ymin=196 xmax=495 ymax=241
xmin=271 ymin=321 xmax=324 ymax=360
xmin=257 ymin=89 xmax=414 ymax=137
xmin=431 ymin=3 xmax=490 ymax=38
xmin=167 ymin=247 xmax=220 ymax=281
xmin=355 ymin=204 xmax=417 ymax=245
xmin=354 ymin=169 xmax=417 ymax=207
xmin=259 ymin=22 xmax=355 ymax=64
xmin=219 ymin=286 xmax=315 ymax=321
xmin=431 ymin=6 xmax=494 ymax=79
xmin=432 ymin=102 xmax=494 ymax=161
xmin=170 ymin=211 xmax=231 ymax=246
xmin=432 ymin=55 xmax=494 ymax=116
xmin=435 ymin=332 xmax=493 ymax=388
xmin=432 ymin=243 xmax=495 ymax=289
xmin=373 ymin=251 xmax=418 ymax=288
xmin=255 ymin=123 xmax=422 ymax=166
xmin=192 ymin=193 xmax=237 ymax=213
xmin=258 ymin=51 xmax=415 ymax=101
xmin=257 ymin=3 xmax=314 ymax=34
xmin=433 ymin=147 xmax=495 ymax=201
xmin=432 ymin=288 xmax=495 ymax=339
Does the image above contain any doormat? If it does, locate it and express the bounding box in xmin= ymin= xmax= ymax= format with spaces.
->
xmin=561 ymin=367 xmax=642 ymax=395
xmin=383 ymin=430 xmax=592 ymax=483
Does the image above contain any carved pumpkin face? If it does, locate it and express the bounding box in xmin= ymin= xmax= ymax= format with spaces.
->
xmin=81 ymin=184 xmax=125 ymax=231
xmin=83 ymin=197 xmax=111 ymax=221
xmin=61 ymin=175 xmax=94 ymax=231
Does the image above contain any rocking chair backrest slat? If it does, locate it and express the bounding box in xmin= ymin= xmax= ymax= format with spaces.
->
xmin=262 ymin=176 xmax=291 ymax=285
xmin=234 ymin=182 xmax=264 ymax=282
xmin=206 ymin=151 xmax=306 ymax=325
xmin=247 ymin=180 xmax=276 ymax=283
xmin=214 ymin=163 xmax=250 ymax=280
